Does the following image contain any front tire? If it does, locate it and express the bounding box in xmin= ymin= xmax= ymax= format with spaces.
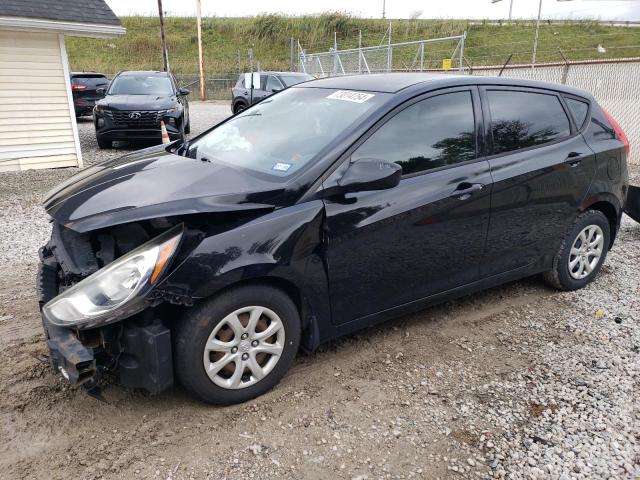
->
xmin=174 ymin=285 xmax=301 ymax=405
xmin=544 ymin=210 xmax=610 ymax=291
xmin=96 ymin=135 xmax=111 ymax=149
xmin=183 ymin=115 xmax=191 ymax=134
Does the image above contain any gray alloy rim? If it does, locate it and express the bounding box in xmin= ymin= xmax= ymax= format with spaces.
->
xmin=568 ymin=225 xmax=604 ymax=280
xmin=202 ymin=306 xmax=285 ymax=389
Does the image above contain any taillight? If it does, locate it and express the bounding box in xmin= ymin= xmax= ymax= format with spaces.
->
xmin=602 ymin=108 xmax=630 ymax=157
xmin=71 ymin=84 xmax=87 ymax=91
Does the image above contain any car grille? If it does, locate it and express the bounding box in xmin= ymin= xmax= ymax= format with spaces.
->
xmin=104 ymin=110 xmax=162 ymax=128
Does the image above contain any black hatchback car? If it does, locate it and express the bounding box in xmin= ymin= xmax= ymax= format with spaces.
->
xmin=93 ymin=71 xmax=190 ymax=148
xmin=231 ymin=71 xmax=314 ymax=113
xmin=39 ymin=74 xmax=630 ymax=405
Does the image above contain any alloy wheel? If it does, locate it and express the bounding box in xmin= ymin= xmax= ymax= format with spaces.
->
xmin=202 ymin=306 xmax=285 ymax=389
xmin=568 ymin=225 xmax=604 ymax=280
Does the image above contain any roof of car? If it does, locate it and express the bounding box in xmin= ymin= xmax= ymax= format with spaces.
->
xmin=117 ymin=71 xmax=170 ymax=76
xmin=246 ymin=71 xmax=313 ymax=76
xmin=0 ymin=0 xmax=121 ymax=26
xmin=70 ymin=72 xmax=106 ymax=76
xmin=297 ymin=73 xmax=591 ymax=98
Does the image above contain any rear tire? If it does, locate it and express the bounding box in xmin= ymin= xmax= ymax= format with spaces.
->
xmin=233 ymin=102 xmax=247 ymax=114
xmin=96 ymin=135 xmax=111 ymax=149
xmin=543 ymin=210 xmax=610 ymax=291
xmin=174 ymin=284 xmax=301 ymax=405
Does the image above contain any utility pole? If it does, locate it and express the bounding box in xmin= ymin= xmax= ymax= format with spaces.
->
xmin=531 ymin=0 xmax=542 ymax=67
xmin=157 ymin=0 xmax=169 ymax=71
xmin=248 ymin=48 xmax=254 ymax=105
xmin=358 ymin=29 xmax=362 ymax=74
xmin=333 ymin=31 xmax=337 ymax=76
xmin=387 ymin=22 xmax=392 ymax=72
xmin=290 ymin=37 xmax=295 ymax=71
xmin=382 ymin=0 xmax=386 ymax=19
xmin=490 ymin=0 xmax=514 ymax=22
xmin=195 ymin=0 xmax=206 ymax=100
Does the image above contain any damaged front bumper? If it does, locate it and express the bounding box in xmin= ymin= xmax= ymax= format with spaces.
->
xmin=43 ymin=315 xmax=96 ymax=385
xmin=37 ymin=246 xmax=175 ymax=395
xmin=41 ymin=305 xmax=175 ymax=395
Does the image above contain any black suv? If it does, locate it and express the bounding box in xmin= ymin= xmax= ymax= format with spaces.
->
xmin=39 ymin=74 xmax=631 ymax=405
xmin=231 ymin=71 xmax=313 ymax=113
xmin=70 ymin=72 xmax=109 ymax=117
xmin=93 ymin=71 xmax=190 ymax=149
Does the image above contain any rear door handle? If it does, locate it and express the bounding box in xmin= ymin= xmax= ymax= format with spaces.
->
xmin=451 ymin=182 xmax=484 ymax=200
xmin=565 ymin=151 xmax=587 ymax=167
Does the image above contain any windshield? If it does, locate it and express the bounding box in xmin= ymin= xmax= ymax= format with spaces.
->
xmin=279 ymin=74 xmax=314 ymax=87
xmin=108 ymin=75 xmax=173 ymax=95
xmin=187 ymin=87 xmax=388 ymax=178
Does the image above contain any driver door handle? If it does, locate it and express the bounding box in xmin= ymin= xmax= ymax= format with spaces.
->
xmin=451 ymin=182 xmax=484 ymax=200
xmin=565 ymin=151 xmax=587 ymax=167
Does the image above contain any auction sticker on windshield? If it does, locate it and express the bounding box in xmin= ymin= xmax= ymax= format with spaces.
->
xmin=327 ymin=90 xmax=375 ymax=103
xmin=272 ymin=162 xmax=292 ymax=172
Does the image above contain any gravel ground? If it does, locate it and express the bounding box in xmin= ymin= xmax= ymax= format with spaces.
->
xmin=0 ymin=102 xmax=638 ymax=479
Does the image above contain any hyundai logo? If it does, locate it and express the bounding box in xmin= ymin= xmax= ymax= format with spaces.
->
xmin=128 ymin=112 xmax=141 ymax=119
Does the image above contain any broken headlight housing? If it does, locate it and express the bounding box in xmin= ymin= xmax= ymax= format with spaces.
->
xmin=43 ymin=225 xmax=183 ymax=329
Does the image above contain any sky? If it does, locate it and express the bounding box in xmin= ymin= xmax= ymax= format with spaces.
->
xmin=105 ymin=0 xmax=640 ymax=21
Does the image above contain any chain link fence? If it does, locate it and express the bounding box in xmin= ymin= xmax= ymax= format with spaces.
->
xmin=172 ymin=74 xmax=238 ymax=101
xmin=299 ymin=35 xmax=466 ymax=77
xmin=465 ymin=58 xmax=640 ymax=165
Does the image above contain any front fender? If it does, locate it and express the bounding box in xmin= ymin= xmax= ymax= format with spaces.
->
xmin=159 ymin=201 xmax=330 ymax=335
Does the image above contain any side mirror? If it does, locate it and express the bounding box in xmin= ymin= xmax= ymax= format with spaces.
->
xmin=96 ymin=87 xmax=106 ymax=95
xmin=179 ymin=87 xmax=190 ymax=96
xmin=337 ymin=158 xmax=401 ymax=194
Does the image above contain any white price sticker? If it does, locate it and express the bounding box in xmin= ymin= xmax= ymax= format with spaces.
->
xmin=327 ymin=90 xmax=375 ymax=103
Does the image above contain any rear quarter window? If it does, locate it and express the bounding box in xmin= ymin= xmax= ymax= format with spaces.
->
xmin=487 ymin=90 xmax=571 ymax=155
xmin=564 ymin=97 xmax=590 ymax=130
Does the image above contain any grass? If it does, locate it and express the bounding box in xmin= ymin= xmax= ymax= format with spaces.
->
xmin=65 ymin=14 xmax=640 ymax=76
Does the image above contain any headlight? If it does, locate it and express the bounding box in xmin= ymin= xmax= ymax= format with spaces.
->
xmin=159 ymin=107 xmax=180 ymax=115
xmin=43 ymin=226 xmax=183 ymax=329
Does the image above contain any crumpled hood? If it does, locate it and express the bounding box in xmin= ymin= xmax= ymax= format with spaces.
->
xmin=96 ymin=94 xmax=177 ymax=111
xmin=44 ymin=146 xmax=288 ymax=233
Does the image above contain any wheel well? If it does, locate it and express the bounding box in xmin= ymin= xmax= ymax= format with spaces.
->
xmin=206 ymin=276 xmax=304 ymax=321
xmin=586 ymin=201 xmax=618 ymax=248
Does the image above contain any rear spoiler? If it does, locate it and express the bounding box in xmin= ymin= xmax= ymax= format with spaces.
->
xmin=625 ymin=185 xmax=640 ymax=223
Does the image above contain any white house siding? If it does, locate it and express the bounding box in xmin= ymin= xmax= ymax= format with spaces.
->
xmin=0 ymin=30 xmax=81 ymax=172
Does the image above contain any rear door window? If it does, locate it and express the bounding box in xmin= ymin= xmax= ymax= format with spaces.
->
xmin=487 ymin=90 xmax=571 ymax=155
xmin=564 ymin=97 xmax=590 ymax=130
